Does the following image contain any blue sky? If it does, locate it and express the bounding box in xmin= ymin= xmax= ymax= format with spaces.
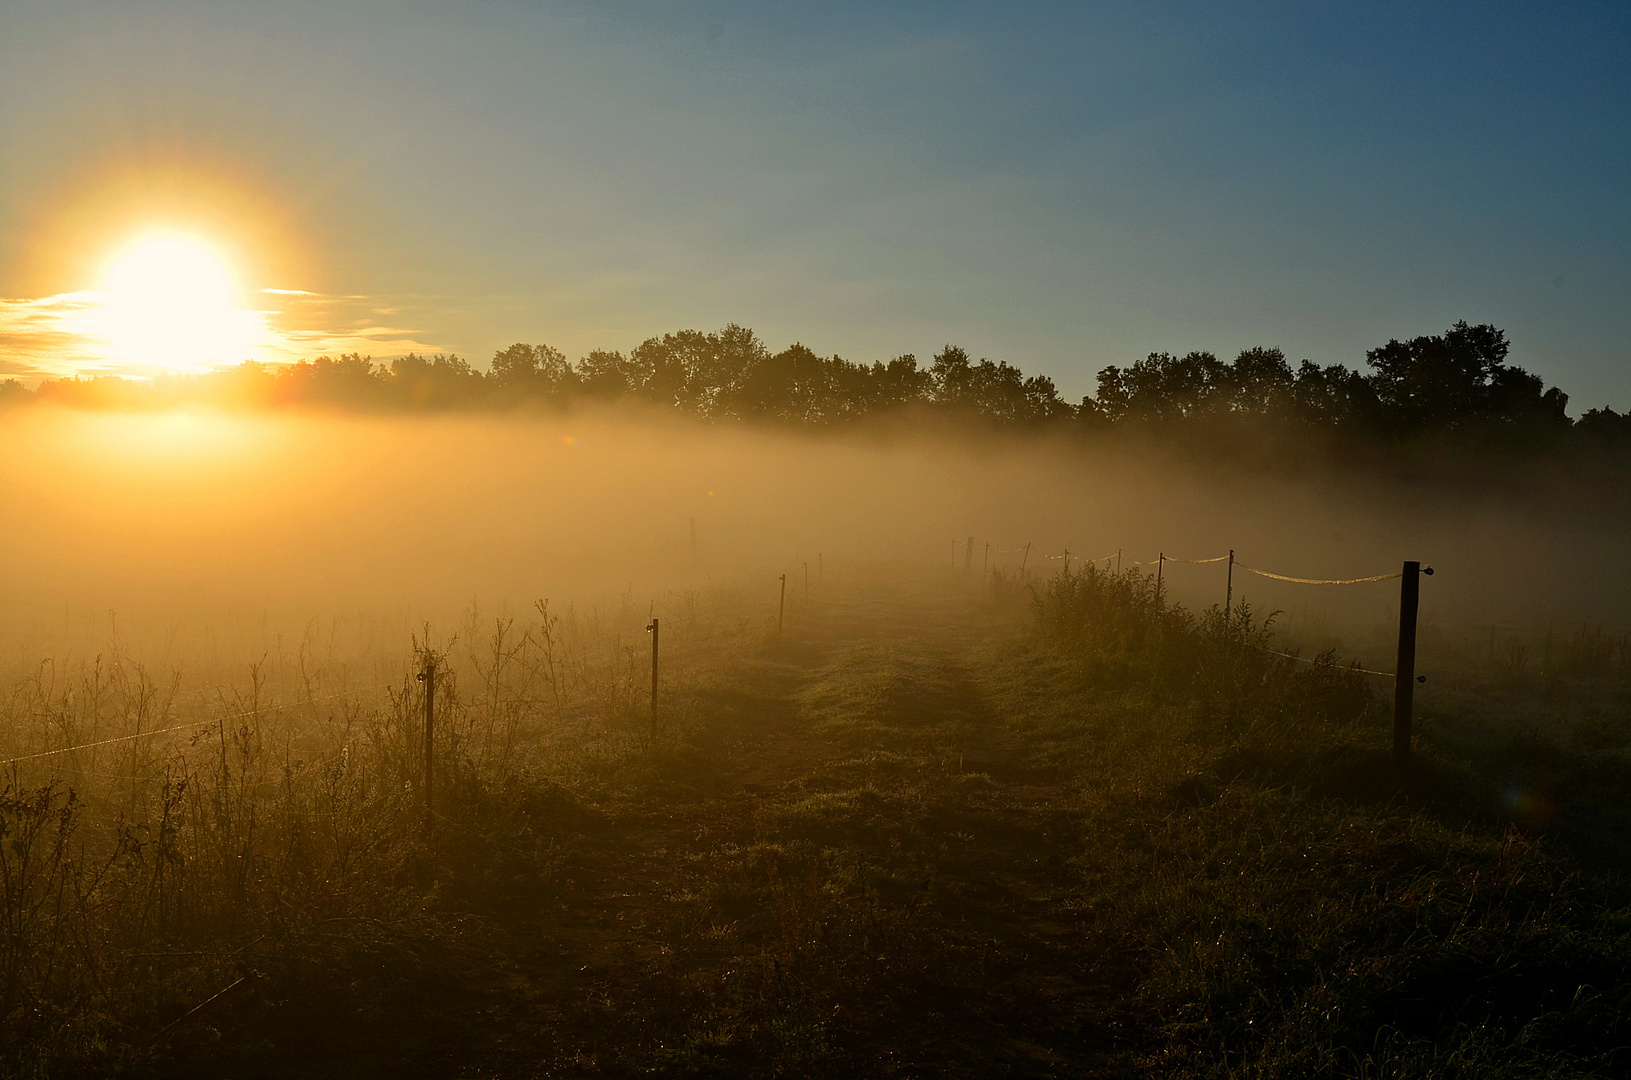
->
xmin=0 ymin=0 xmax=1627 ymax=404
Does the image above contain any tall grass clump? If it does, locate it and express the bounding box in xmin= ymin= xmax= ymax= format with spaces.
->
xmin=1029 ymin=562 xmax=1375 ymax=737
xmin=0 ymin=582 xmax=773 ymax=1076
xmin=1011 ymin=565 xmax=1631 ymax=1078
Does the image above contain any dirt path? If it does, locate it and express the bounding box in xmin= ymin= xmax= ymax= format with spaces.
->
xmin=196 ymin=583 xmax=1114 ymax=1078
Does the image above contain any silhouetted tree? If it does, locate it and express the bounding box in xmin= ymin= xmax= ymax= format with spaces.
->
xmin=278 ymin=354 xmax=384 ymax=407
xmin=926 ymin=345 xmax=1066 ymax=423
xmin=626 ymin=332 xmax=699 ymax=409
xmin=574 ymin=350 xmax=636 ymax=398
xmin=10 ymin=318 xmax=1617 ymax=460
xmin=1289 ymin=360 xmax=1377 ymax=428
xmin=1576 ymin=407 xmax=1631 ymax=442
xmin=390 ymin=353 xmax=480 ymax=408
xmin=1094 ymin=351 xmax=1228 ymax=422
xmin=1364 ymin=321 xmax=1567 ymax=431
xmin=1225 ymin=347 xmax=1295 ymax=414
xmin=866 ymin=354 xmax=933 ymax=412
xmin=735 ymin=343 xmax=832 ymax=422
xmin=490 ymin=343 xmax=573 ymax=397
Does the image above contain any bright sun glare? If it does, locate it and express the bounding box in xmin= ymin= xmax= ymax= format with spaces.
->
xmin=93 ymin=233 xmax=263 ymax=374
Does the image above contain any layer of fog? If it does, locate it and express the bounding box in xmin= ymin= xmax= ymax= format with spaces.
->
xmin=1 ymin=406 xmax=1625 ymax=679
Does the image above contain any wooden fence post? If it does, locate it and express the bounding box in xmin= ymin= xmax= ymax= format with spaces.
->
xmin=417 ymin=660 xmax=435 ymax=833
xmin=778 ymin=574 xmax=787 ymax=636
xmin=1394 ymin=561 xmax=1425 ymax=763
xmin=1156 ymin=553 xmax=1164 ymax=598
xmin=1226 ymin=549 xmax=1235 ymax=614
xmin=647 ymin=617 xmax=659 ymax=734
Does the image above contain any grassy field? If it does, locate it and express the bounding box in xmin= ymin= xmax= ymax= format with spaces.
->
xmin=2 ymin=563 xmax=1629 ymax=1078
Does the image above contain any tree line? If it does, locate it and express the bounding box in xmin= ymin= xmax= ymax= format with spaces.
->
xmin=6 ymin=319 xmax=1630 ymax=444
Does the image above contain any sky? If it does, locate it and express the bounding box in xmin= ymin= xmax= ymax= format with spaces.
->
xmin=0 ymin=0 xmax=1627 ymax=405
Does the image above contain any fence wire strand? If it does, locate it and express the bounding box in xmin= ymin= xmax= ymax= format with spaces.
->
xmin=1263 ymin=648 xmax=1397 ymax=678
xmin=0 ymin=685 xmax=383 ymax=768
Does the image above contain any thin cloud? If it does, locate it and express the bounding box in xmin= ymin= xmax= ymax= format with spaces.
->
xmin=0 ymin=289 xmax=443 ymax=382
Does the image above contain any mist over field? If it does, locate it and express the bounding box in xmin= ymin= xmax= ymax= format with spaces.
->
xmin=2 ymin=404 xmax=1626 ymax=667
xmin=7 ymin=399 xmax=1631 ymax=1076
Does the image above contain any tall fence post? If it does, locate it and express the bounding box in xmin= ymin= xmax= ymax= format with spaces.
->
xmin=964 ymin=536 xmax=974 ymax=574
xmin=1116 ymin=549 xmax=1121 ymax=574
xmin=417 ymin=659 xmax=435 ymax=834
xmin=646 ymin=617 xmax=659 ymax=734
xmin=778 ymin=574 xmax=787 ymax=636
xmin=1021 ymin=542 xmax=1031 ymax=571
xmin=1156 ymin=553 xmax=1164 ymax=598
xmin=1394 ymin=560 xmax=1424 ymax=763
xmin=1226 ymin=549 xmax=1235 ymax=614
xmin=1064 ymin=548 xmax=1071 ymax=574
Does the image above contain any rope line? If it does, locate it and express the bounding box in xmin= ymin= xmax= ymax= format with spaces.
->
xmin=0 ymin=686 xmax=382 ymax=768
xmin=1085 ymin=550 xmax=1404 ymax=586
xmin=1237 ymin=565 xmax=1401 ymax=586
xmin=1134 ymin=554 xmax=1228 ymax=567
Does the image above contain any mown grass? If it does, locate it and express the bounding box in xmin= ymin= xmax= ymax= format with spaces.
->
xmin=2 ymin=563 xmax=1629 ymax=1077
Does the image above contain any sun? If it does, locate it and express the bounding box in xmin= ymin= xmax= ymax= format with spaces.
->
xmin=92 ymin=233 xmax=265 ymax=374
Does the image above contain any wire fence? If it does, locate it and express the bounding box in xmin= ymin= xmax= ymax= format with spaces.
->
xmin=977 ymin=540 xmax=1403 ymax=590
xmin=0 ymin=685 xmax=385 ymax=769
xmin=963 ymin=538 xmax=1428 ymax=701
xmin=8 ymin=545 xmax=1424 ymax=773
